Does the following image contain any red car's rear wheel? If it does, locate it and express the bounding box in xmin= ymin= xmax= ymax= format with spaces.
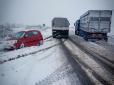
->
xmin=38 ymin=40 xmax=43 ymax=46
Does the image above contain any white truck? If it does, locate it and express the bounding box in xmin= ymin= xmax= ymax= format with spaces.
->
xmin=52 ymin=17 xmax=70 ymax=38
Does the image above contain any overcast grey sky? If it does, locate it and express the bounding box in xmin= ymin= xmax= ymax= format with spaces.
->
xmin=0 ymin=0 xmax=114 ymax=34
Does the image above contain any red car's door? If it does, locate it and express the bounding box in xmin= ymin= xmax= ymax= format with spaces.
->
xmin=24 ymin=31 xmax=41 ymax=46
xmin=31 ymin=31 xmax=41 ymax=45
xmin=24 ymin=31 xmax=34 ymax=46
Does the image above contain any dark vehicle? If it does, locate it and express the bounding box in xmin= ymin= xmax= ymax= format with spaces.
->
xmin=5 ymin=30 xmax=43 ymax=49
xmin=52 ymin=17 xmax=70 ymax=38
xmin=74 ymin=10 xmax=112 ymax=41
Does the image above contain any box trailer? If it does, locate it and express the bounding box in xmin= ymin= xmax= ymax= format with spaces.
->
xmin=52 ymin=17 xmax=70 ymax=38
xmin=74 ymin=10 xmax=112 ymax=41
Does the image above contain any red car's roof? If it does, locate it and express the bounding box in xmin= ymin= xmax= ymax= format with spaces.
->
xmin=18 ymin=30 xmax=40 ymax=33
xmin=26 ymin=30 xmax=40 ymax=32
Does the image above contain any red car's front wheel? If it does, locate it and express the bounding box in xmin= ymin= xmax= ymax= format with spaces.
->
xmin=38 ymin=40 xmax=43 ymax=46
xmin=19 ymin=43 xmax=25 ymax=49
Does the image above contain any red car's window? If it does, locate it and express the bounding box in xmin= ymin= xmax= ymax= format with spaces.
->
xmin=14 ymin=31 xmax=25 ymax=38
xmin=26 ymin=31 xmax=39 ymax=37
xmin=27 ymin=31 xmax=33 ymax=37
xmin=33 ymin=31 xmax=39 ymax=35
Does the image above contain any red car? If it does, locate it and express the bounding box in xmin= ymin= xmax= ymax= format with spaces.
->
xmin=5 ymin=30 xmax=43 ymax=49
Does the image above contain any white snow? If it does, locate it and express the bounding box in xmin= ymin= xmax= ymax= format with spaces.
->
xmin=1 ymin=26 xmax=114 ymax=85
xmin=85 ymin=42 xmax=114 ymax=62
xmin=108 ymin=35 xmax=114 ymax=45
xmin=52 ymin=77 xmax=70 ymax=85
xmin=63 ymin=40 xmax=114 ymax=84
xmin=0 ymin=45 xmax=62 ymax=85
xmin=70 ymin=35 xmax=114 ymax=62
xmin=0 ymin=27 xmax=79 ymax=85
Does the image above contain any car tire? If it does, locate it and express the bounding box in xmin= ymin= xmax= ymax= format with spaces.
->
xmin=19 ymin=43 xmax=25 ymax=49
xmin=38 ymin=40 xmax=43 ymax=46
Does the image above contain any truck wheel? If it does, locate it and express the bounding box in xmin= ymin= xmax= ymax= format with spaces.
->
xmin=52 ymin=33 xmax=56 ymax=38
xmin=75 ymin=31 xmax=79 ymax=35
xmin=64 ymin=36 xmax=68 ymax=39
xmin=53 ymin=35 xmax=56 ymax=38
xmin=84 ymin=36 xmax=88 ymax=41
xmin=104 ymin=38 xmax=108 ymax=41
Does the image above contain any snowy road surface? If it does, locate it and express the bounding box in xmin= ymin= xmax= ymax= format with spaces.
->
xmin=0 ymin=28 xmax=91 ymax=85
xmin=0 ymin=38 xmax=92 ymax=85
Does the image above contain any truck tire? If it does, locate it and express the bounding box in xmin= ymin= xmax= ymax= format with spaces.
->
xmin=65 ymin=35 xmax=68 ymax=39
xmin=104 ymin=37 xmax=108 ymax=41
xmin=84 ymin=36 xmax=88 ymax=41
xmin=52 ymin=33 xmax=56 ymax=38
xmin=53 ymin=35 xmax=56 ymax=38
xmin=75 ymin=31 xmax=79 ymax=35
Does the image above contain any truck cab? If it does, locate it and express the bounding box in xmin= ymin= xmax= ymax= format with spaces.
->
xmin=52 ymin=17 xmax=70 ymax=39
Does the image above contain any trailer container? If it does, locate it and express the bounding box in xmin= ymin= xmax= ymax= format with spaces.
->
xmin=74 ymin=10 xmax=112 ymax=41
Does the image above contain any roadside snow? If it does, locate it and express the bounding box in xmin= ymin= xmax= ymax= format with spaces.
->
xmin=52 ymin=77 xmax=71 ymax=85
xmin=0 ymin=40 xmax=7 ymax=51
xmin=0 ymin=27 xmax=80 ymax=85
xmin=0 ymin=27 xmax=59 ymax=85
xmin=0 ymin=39 xmax=78 ymax=85
xmin=108 ymin=35 xmax=114 ymax=45
xmin=0 ymin=42 xmax=59 ymax=85
xmin=0 ymin=38 xmax=55 ymax=61
xmin=86 ymin=42 xmax=114 ymax=62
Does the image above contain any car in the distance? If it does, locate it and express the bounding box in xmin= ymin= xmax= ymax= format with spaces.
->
xmin=5 ymin=30 xmax=43 ymax=49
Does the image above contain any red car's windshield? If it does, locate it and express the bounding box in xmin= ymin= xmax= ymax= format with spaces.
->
xmin=14 ymin=31 xmax=25 ymax=38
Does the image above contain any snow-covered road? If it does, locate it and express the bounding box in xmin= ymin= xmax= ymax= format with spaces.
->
xmin=0 ymin=28 xmax=85 ymax=85
xmin=0 ymin=38 xmax=84 ymax=85
xmin=0 ymin=27 xmax=114 ymax=85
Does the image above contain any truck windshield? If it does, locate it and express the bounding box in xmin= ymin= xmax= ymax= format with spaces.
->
xmin=52 ymin=18 xmax=70 ymax=27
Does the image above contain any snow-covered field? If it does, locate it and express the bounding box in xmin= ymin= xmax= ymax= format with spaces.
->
xmin=0 ymin=42 xmax=66 ymax=85
xmin=0 ymin=27 xmax=56 ymax=85
xmin=0 ymin=27 xmax=81 ymax=85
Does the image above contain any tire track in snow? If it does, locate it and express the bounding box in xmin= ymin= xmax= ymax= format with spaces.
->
xmin=61 ymin=42 xmax=96 ymax=85
xmin=66 ymin=37 xmax=114 ymax=85
xmin=69 ymin=36 xmax=114 ymax=74
xmin=36 ymin=62 xmax=81 ymax=85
